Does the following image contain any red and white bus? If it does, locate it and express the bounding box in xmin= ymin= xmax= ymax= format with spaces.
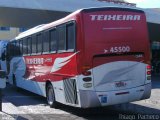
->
xmin=6 ymin=7 xmax=151 ymax=108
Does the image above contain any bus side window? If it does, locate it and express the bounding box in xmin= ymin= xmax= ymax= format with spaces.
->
xmin=37 ymin=33 xmax=42 ymax=54
xmin=23 ymin=38 xmax=28 ymax=55
xmin=16 ymin=40 xmax=21 ymax=56
xmin=11 ymin=41 xmax=16 ymax=57
xmin=32 ymin=35 xmax=37 ymax=54
xmin=14 ymin=41 xmax=19 ymax=56
xmin=66 ymin=22 xmax=75 ymax=50
xmin=6 ymin=43 xmax=11 ymax=61
xmin=49 ymin=29 xmax=57 ymax=52
xmin=43 ymin=31 xmax=50 ymax=53
xmin=11 ymin=42 xmax=15 ymax=56
xmin=19 ymin=39 xmax=23 ymax=55
xmin=57 ymin=25 xmax=66 ymax=51
xmin=27 ymin=37 xmax=32 ymax=55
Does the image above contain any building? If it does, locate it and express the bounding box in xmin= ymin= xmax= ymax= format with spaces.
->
xmin=0 ymin=27 xmax=27 ymax=41
xmin=97 ymin=0 xmax=136 ymax=7
xmin=0 ymin=0 xmax=135 ymax=41
xmin=0 ymin=0 xmax=136 ymax=40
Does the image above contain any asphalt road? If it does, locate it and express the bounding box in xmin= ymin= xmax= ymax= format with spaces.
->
xmin=0 ymin=76 xmax=160 ymax=120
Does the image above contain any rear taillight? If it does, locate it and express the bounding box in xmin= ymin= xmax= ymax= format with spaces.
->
xmin=146 ymin=65 xmax=151 ymax=80
xmin=82 ymin=65 xmax=91 ymax=76
xmin=147 ymin=65 xmax=152 ymax=69
xmin=147 ymin=71 xmax=151 ymax=75
xmin=82 ymin=71 xmax=91 ymax=76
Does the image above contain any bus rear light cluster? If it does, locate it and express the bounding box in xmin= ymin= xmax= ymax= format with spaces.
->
xmin=82 ymin=71 xmax=91 ymax=76
xmin=146 ymin=65 xmax=152 ymax=69
xmin=82 ymin=65 xmax=91 ymax=76
xmin=83 ymin=83 xmax=92 ymax=88
xmin=83 ymin=77 xmax=92 ymax=82
xmin=146 ymin=65 xmax=151 ymax=80
xmin=147 ymin=71 xmax=151 ymax=75
xmin=147 ymin=76 xmax=151 ymax=80
xmin=82 ymin=65 xmax=91 ymax=70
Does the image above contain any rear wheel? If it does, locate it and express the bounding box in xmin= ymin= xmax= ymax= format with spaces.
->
xmin=46 ymin=83 xmax=57 ymax=108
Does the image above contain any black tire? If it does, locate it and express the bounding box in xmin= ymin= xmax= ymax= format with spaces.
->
xmin=46 ymin=83 xmax=57 ymax=108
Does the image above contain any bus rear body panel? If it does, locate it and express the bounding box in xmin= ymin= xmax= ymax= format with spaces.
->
xmin=79 ymin=8 xmax=151 ymax=107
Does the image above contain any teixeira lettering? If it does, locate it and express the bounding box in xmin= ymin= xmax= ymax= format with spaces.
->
xmin=90 ymin=15 xmax=141 ymax=21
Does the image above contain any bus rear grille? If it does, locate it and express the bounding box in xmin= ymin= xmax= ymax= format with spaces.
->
xmin=63 ymin=79 xmax=78 ymax=105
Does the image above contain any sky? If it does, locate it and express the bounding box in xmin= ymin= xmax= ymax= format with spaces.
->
xmin=126 ymin=0 xmax=160 ymax=8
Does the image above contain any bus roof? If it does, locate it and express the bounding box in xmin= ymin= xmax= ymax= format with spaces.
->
xmin=15 ymin=6 xmax=143 ymax=40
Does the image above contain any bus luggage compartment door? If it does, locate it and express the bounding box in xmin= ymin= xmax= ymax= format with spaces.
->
xmin=92 ymin=56 xmax=146 ymax=92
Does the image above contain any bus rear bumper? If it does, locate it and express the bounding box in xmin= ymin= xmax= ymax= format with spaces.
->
xmin=79 ymin=83 xmax=151 ymax=108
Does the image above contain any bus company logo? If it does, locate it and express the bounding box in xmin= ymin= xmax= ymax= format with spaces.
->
xmin=115 ymin=81 xmax=127 ymax=87
xmin=26 ymin=58 xmax=44 ymax=65
xmin=90 ymin=15 xmax=141 ymax=21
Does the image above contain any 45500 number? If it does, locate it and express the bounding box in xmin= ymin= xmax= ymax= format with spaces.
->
xmin=104 ymin=46 xmax=131 ymax=53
